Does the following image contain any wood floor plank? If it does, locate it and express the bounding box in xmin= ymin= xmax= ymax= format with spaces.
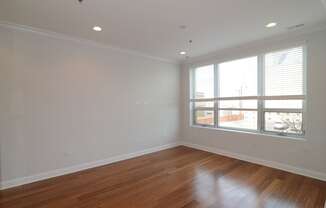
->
xmin=0 ymin=146 xmax=325 ymax=208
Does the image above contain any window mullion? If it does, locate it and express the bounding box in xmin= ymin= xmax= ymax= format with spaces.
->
xmin=214 ymin=64 xmax=219 ymax=128
xmin=191 ymin=67 xmax=196 ymax=99
xmin=191 ymin=68 xmax=196 ymax=126
xmin=302 ymin=45 xmax=307 ymax=135
xmin=257 ymin=54 xmax=264 ymax=133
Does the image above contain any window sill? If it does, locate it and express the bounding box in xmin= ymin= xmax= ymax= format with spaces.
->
xmin=190 ymin=125 xmax=306 ymax=142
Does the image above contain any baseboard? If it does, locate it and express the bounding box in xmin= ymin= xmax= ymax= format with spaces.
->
xmin=0 ymin=142 xmax=181 ymax=190
xmin=180 ymin=141 xmax=326 ymax=182
xmin=2 ymin=141 xmax=324 ymax=190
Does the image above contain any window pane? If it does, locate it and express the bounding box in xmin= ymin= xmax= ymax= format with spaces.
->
xmin=264 ymin=112 xmax=303 ymax=134
xmin=219 ymin=100 xmax=257 ymax=109
xmin=265 ymin=47 xmax=303 ymax=96
xmin=194 ymin=65 xmax=214 ymax=99
xmin=219 ymin=57 xmax=258 ymax=97
xmin=219 ymin=110 xmax=257 ymax=130
xmin=265 ymin=100 xmax=303 ymax=109
xmin=195 ymin=110 xmax=214 ymax=126
xmin=194 ymin=101 xmax=214 ymax=108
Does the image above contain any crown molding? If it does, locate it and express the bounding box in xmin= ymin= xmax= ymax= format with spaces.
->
xmin=182 ymin=21 xmax=326 ymax=66
xmin=0 ymin=21 xmax=177 ymax=65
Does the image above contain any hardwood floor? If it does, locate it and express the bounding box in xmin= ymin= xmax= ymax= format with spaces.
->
xmin=0 ymin=146 xmax=325 ymax=208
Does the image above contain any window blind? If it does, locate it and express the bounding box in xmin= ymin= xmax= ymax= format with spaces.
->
xmin=264 ymin=47 xmax=304 ymax=96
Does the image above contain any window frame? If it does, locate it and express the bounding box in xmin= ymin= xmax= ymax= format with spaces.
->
xmin=190 ymin=45 xmax=306 ymax=138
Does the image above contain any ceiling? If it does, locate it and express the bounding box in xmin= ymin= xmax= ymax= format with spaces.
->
xmin=1 ymin=0 xmax=326 ymax=62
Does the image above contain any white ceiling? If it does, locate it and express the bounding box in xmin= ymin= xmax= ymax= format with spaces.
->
xmin=1 ymin=0 xmax=326 ymax=62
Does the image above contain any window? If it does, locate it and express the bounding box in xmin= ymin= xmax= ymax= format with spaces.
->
xmin=194 ymin=65 xmax=214 ymax=99
xmin=192 ymin=65 xmax=215 ymax=126
xmin=218 ymin=57 xmax=258 ymax=130
xmin=190 ymin=46 xmax=305 ymax=137
xmin=219 ymin=57 xmax=258 ymax=97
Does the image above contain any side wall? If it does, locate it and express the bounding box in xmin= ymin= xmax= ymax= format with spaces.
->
xmin=180 ymin=28 xmax=326 ymax=180
xmin=0 ymin=25 xmax=180 ymax=187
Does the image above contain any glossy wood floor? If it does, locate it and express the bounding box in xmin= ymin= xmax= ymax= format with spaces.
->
xmin=0 ymin=146 xmax=325 ymax=208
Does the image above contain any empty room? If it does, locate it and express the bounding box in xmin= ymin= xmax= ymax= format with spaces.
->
xmin=0 ymin=0 xmax=326 ymax=207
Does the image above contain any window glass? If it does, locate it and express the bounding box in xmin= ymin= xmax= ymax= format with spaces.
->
xmin=264 ymin=112 xmax=303 ymax=134
xmin=194 ymin=101 xmax=214 ymax=108
xmin=218 ymin=110 xmax=257 ymax=130
xmin=219 ymin=100 xmax=257 ymax=109
xmin=195 ymin=110 xmax=214 ymax=126
xmin=265 ymin=100 xmax=303 ymax=109
xmin=194 ymin=65 xmax=214 ymax=99
xmin=219 ymin=57 xmax=258 ymax=97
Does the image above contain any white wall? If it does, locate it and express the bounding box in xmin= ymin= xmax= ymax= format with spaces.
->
xmin=0 ymin=25 xmax=180 ymax=185
xmin=180 ymin=28 xmax=326 ymax=179
xmin=1 ymin=22 xmax=325 ymax=189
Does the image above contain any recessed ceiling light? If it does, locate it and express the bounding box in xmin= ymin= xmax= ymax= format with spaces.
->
xmin=93 ymin=26 xmax=102 ymax=31
xmin=266 ymin=22 xmax=277 ymax=28
xmin=179 ymin=51 xmax=186 ymax=55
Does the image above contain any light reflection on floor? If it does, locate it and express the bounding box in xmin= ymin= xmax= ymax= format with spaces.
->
xmin=193 ymin=168 xmax=300 ymax=208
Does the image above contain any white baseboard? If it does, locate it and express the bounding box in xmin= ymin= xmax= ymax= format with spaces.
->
xmin=180 ymin=141 xmax=326 ymax=182
xmin=0 ymin=142 xmax=180 ymax=190
xmin=2 ymin=141 xmax=325 ymax=190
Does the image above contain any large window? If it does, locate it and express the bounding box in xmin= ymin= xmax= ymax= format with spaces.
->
xmin=190 ymin=46 xmax=305 ymax=137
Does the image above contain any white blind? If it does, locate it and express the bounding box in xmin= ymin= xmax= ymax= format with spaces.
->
xmin=264 ymin=47 xmax=304 ymax=96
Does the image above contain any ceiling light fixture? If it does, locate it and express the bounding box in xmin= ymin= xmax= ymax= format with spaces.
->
xmin=93 ymin=26 xmax=102 ymax=32
xmin=266 ymin=22 xmax=277 ymax=28
xmin=179 ymin=51 xmax=186 ymax=55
